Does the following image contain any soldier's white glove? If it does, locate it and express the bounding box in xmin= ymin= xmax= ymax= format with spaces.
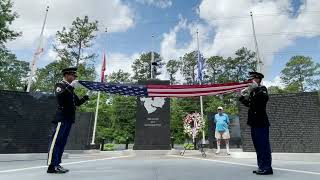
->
xmin=241 ymin=87 xmax=250 ymax=96
xmin=70 ymin=80 xmax=79 ymax=88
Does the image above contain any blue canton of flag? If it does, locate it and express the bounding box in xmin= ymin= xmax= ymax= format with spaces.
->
xmin=197 ymin=51 xmax=205 ymax=82
xmin=79 ymin=81 xmax=148 ymax=97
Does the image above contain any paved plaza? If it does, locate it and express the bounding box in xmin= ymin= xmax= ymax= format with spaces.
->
xmin=0 ymin=150 xmax=319 ymax=180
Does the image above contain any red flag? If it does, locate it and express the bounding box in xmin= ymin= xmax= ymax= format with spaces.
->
xmin=101 ymin=52 xmax=106 ymax=82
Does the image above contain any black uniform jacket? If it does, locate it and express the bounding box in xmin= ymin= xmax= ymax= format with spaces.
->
xmin=239 ymin=86 xmax=270 ymax=127
xmin=54 ymin=81 xmax=87 ymax=123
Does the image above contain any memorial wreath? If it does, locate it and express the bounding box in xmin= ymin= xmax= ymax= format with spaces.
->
xmin=183 ymin=112 xmax=205 ymax=139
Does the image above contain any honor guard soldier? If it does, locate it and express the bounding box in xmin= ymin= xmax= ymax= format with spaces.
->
xmin=239 ymin=72 xmax=273 ymax=175
xmin=47 ymin=67 xmax=89 ymax=174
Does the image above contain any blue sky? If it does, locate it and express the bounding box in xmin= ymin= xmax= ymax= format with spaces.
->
xmin=7 ymin=0 xmax=320 ymax=86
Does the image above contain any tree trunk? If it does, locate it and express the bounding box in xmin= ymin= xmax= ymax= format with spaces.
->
xmin=298 ymin=67 xmax=304 ymax=92
xmin=76 ymin=41 xmax=82 ymax=67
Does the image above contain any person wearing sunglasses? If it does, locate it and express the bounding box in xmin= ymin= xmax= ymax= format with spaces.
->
xmin=214 ymin=106 xmax=230 ymax=155
xmin=47 ymin=67 xmax=89 ymax=174
xmin=239 ymin=72 xmax=273 ymax=175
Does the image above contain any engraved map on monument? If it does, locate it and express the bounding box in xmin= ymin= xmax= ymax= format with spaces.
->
xmin=140 ymin=97 xmax=165 ymax=114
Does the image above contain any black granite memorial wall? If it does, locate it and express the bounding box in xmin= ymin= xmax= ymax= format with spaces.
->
xmin=239 ymin=92 xmax=320 ymax=153
xmin=0 ymin=90 xmax=94 ymax=153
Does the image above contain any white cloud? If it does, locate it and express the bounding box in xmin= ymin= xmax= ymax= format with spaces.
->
xmin=160 ymin=0 xmax=320 ymax=79
xmin=161 ymin=15 xmax=212 ymax=58
xmin=135 ymin=0 xmax=172 ymax=8
xmin=263 ymin=75 xmax=285 ymax=88
xmin=7 ymin=0 xmax=135 ymax=50
xmin=160 ymin=18 xmax=188 ymax=60
xmin=46 ymin=48 xmax=57 ymax=62
xmin=95 ymin=52 xmax=140 ymax=80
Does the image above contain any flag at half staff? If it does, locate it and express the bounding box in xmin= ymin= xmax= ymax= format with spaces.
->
xmin=101 ymin=51 xmax=106 ymax=82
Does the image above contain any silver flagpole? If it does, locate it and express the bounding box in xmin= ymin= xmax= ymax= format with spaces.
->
xmin=26 ymin=6 xmax=49 ymax=92
xmin=197 ymin=29 xmax=206 ymax=144
xmin=91 ymin=91 xmax=100 ymax=145
xmin=91 ymin=28 xmax=107 ymax=145
xmin=151 ymin=34 xmax=154 ymax=79
xmin=250 ymin=12 xmax=262 ymax=72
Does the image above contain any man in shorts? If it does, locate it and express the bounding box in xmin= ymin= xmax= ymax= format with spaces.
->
xmin=214 ymin=106 xmax=230 ymax=155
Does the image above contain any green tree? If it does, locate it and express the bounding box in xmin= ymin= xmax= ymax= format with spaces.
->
xmin=109 ymin=95 xmax=137 ymax=143
xmin=131 ymin=52 xmax=163 ymax=81
xmin=95 ymin=70 xmax=135 ymax=143
xmin=205 ymin=56 xmax=224 ymax=83
xmin=0 ymin=0 xmax=27 ymax=91
xmin=0 ymin=0 xmax=21 ymax=46
xmin=33 ymin=60 xmax=71 ymax=92
xmin=35 ymin=16 xmax=98 ymax=92
xmin=268 ymin=86 xmax=286 ymax=94
xmin=81 ymin=92 xmax=113 ymax=143
xmin=180 ymin=51 xmax=197 ymax=84
xmin=108 ymin=70 xmax=131 ymax=83
xmin=166 ymin=59 xmax=181 ymax=84
xmin=170 ymin=98 xmax=187 ymax=144
xmin=227 ymin=47 xmax=256 ymax=82
xmin=54 ymin=16 xmax=98 ymax=67
xmin=0 ymin=49 xmax=28 ymax=90
xmin=281 ymin=56 xmax=320 ymax=92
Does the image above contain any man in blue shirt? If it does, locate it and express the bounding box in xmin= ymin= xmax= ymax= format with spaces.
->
xmin=214 ymin=107 xmax=230 ymax=155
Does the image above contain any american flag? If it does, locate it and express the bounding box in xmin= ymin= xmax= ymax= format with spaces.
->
xmin=101 ymin=52 xmax=106 ymax=82
xmin=79 ymin=81 xmax=251 ymax=98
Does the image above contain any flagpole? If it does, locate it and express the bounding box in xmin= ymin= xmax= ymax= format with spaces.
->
xmin=91 ymin=91 xmax=100 ymax=145
xmin=26 ymin=6 xmax=49 ymax=92
xmin=197 ymin=29 xmax=206 ymax=144
xmin=250 ymin=12 xmax=262 ymax=72
xmin=91 ymin=29 xmax=107 ymax=145
xmin=151 ymin=34 xmax=154 ymax=79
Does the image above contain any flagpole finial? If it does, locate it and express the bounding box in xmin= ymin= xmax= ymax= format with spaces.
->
xmin=46 ymin=6 xmax=49 ymax=11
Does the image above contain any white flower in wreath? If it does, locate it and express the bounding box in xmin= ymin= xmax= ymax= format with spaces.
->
xmin=183 ymin=112 xmax=204 ymax=137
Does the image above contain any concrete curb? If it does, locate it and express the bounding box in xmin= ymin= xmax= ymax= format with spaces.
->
xmin=65 ymin=150 xmax=101 ymax=154
xmin=123 ymin=150 xmax=178 ymax=157
xmin=204 ymin=149 xmax=320 ymax=162
xmin=229 ymin=151 xmax=320 ymax=161
xmin=0 ymin=153 xmax=69 ymax=162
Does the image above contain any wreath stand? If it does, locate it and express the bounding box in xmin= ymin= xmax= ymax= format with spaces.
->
xmin=180 ymin=112 xmax=207 ymax=158
xmin=180 ymin=137 xmax=206 ymax=158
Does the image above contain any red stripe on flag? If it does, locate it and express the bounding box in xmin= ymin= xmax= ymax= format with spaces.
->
xmin=148 ymin=85 xmax=248 ymax=95
xmin=147 ymin=83 xmax=250 ymax=93
xmin=147 ymin=81 xmax=251 ymax=89
xmin=148 ymin=87 xmax=245 ymax=97
xmin=147 ymin=81 xmax=251 ymax=97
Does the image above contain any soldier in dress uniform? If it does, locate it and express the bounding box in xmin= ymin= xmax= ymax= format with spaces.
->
xmin=239 ymin=72 xmax=273 ymax=175
xmin=47 ymin=67 xmax=89 ymax=174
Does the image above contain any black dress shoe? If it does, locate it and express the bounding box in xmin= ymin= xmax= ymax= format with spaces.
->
xmin=47 ymin=166 xmax=68 ymax=174
xmin=256 ymin=169 xmax=273 ymax=175
xmin=57 ymin=165 xmax=69 ymax=173
xmin=252 ymin=169 xmax=262 ymax=174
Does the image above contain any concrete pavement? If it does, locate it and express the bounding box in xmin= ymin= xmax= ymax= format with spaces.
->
xmin=0 ymin=150 xmax=320 ymax=180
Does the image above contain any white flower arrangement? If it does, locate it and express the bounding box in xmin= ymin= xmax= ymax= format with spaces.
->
xmin=183 ymin=112 xmax=205 ymax=138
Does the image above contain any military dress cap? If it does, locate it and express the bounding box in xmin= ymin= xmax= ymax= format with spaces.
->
xmin=62 ymin=67 xmax=78 ymax=76
xmin=249 ymin=71 xmax=264 ymax=79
